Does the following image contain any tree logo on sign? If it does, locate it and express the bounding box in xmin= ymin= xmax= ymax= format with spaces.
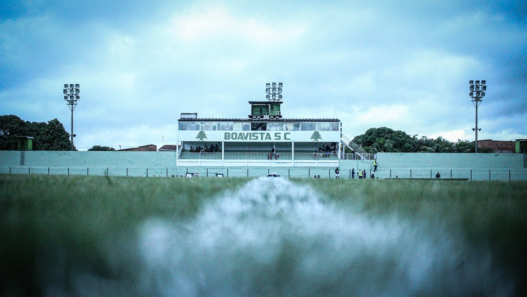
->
xmin=196 ymin=131 xmax=207 ymax=141
xmin=310 ymin=131 xmax=322 ymax=141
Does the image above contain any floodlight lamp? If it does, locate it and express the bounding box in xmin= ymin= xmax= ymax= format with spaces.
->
xmin=475 ymin=80 xmax=480 ymax=85
xmin=75 ymin=84 xmax=80 ymax=88
xmin=469 ymin=92 xmax=473 ymax=97
xmin=470 ymin=85 xmax=474 ymax=91
xmin=272 ymin=82 xmax=276 ymax=88
xmin=278 ymin=88 xmax=282 ymax=94
xmin=481 ymin=92 xmax=485 ymax=97
xmin=272 ymin=87 xmax=276 ymax=94
xmin=266 ymin=95 xmax=270 ymax=100
xmin=278 ymin=82 xmax=283 ymax=88
xmin=76 ymin=95 xmax=80 ymax=100
xmin=64 ymin=84 xmax=69 ymax=88
xmin=272 ymin=94 xmax=276 ymax=100
xmin=69 ymin=84 xmax=74 ymax=88
xmin=278 ymin=95 xmax=282 ymax=100
xmin=64 ymin=95 xmax=68 ymax=100
xmin=266 ymin=88 xmax=270 ymax=94
xmin=469 ymin=80 xmax=474 ymax=85
xmin=63 ymin=89 xmax=68 ymax=94
xmin=481 ymin=80 xmax=486 ymax=85
xmin=75 ymin=88 xmax=80 ymax=94
xmin=266 ymin=83 xmax=270 ymax=88
xmin=482 ymin=86 xmax=486 ymax=91
xmin=475 ymin=85 xmax=480 ymax=91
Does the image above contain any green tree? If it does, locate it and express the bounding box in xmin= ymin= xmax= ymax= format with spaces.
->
xmin=351 ymin=127 xmax=492 ymax=154
xmin=39 ymin=119 xmax=74 ymax=150
xmin=0 ymin=115 xmax=73 ymax=150
xmin=196 ymin=131 xmax=207 ymax=141
xmin=88 ymin=145 xmax=115 ymax=151
xmin=0 ymin=115 xmax=27 ymax=150
xmin=310 ymin=131 xmax=322 ymax=141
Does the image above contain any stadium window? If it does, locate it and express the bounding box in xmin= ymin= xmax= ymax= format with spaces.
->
xmin=301 ymin=122 xmax=317 ymax=131
xmin=268 ymin=123 xmax=283 ymax=131
xmin=284 ymin=123 xmax=299 ymax=131
xmin=318 ymin=122 xmax=330 ymax=131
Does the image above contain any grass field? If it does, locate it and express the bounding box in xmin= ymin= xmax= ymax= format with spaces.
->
xmin=1 ymin=175 xmax=526 ymax=296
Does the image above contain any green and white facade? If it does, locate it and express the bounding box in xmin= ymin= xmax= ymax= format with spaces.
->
xmin=177 ymin=100 xmax=341 ymax=167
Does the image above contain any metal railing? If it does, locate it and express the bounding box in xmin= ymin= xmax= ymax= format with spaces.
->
xmin=179 ymin=151 xmax=339 ymax=161
xmin=3 ymin=166 xmax=525 ymax=180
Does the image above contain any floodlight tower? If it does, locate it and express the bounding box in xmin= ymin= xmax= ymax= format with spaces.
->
xmin=266 ymin=82 xmax=283 ymax=101
xmin=63 ymin=84 xmax=80 ymax=151
xmin=469 ymin=80 xmax=486 ymax=153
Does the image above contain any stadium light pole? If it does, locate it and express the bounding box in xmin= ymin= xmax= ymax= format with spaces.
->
xmin=469 ymin=80 xmax=486 ymax=153
xmin=63 ymin=84 xmax=80 ymax=151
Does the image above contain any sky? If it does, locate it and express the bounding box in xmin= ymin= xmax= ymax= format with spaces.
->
xmin=1 ymin=0 xmax=526 ymax=150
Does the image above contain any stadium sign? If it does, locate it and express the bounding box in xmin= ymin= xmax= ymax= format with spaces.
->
xmin=224 ymin=132 xmax=292 ymax=141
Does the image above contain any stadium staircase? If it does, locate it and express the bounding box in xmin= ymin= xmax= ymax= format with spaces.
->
xmin=341 ymin=134 xmax=372 ymax=160
xmin=20 ymin=151 xmax=25 ymax=166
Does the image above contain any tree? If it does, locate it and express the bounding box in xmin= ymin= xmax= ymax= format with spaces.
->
xmin=310 ymin=131 xmax=322 ymax=142
xmin=0 ymin=115 xmax=27 ymax=150
xmin=196 ymin=131 xmax=207 ymax=141
xmin=88 ymin=145 xmax=115 ymax=151
xmin=0 ymin=115 xmax=73 ymax=150
xmin=352 ymin=127 xmax=492 ymax=154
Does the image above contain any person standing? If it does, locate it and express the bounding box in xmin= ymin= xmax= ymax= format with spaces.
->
xmin=335 ymin=167 xmax=340 ymax=179
xmin=363 ymin=170 xmax=366 ymax=179
xmin=358 ymin=169 xmax=362 ymax=179
xmin=373 ymin=160 xmax=378 ymax=172
xmin=436 ymin=172 xmax=441 ymax=179
xmin=352 ymin=168 xmax=355 ymax=179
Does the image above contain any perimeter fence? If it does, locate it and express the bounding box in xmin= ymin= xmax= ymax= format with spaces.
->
xmin=1 ymin=166 xmax=527 ymax=181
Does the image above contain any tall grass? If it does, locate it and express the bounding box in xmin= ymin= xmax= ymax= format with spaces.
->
xmin=1 ymin=175 xmax=526 ymax=296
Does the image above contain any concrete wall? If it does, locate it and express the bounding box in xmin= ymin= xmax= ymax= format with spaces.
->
xmin=375 ymin=153 xmax=524 ymax=169
xmin=0 ymin=151 xmax=177 ymax=168
xmin=0 ymin=151 xmax=22 ymax=166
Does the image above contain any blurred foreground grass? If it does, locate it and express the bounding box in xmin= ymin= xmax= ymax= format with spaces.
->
xmin=1 ymin=175 xmax=526 ymax=296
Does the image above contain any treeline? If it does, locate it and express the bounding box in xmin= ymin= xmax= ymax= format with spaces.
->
xmin=0 ymin=115 xmax=73 ymax=150
xmin=351 ymin=127 xmax=492 ymax=153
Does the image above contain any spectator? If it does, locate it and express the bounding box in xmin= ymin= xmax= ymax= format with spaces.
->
xmin=436 ymin=172 xmax=441 ymax=179
xmin=352 ymin=168 xmax=355 ymax=179
xmin=335 ymin=167 xmax=340 ymax=179
xmin=373 ymin=160 xmax=378 ymax=172
xmin=358 ymin=170 xmax=362 ymax=179
xmin=363 ymin=170 xmax=366 ymax=179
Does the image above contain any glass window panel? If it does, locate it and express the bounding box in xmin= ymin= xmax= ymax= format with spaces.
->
xmin=268 ymin=123 xmax=283 ymax=131
xmin=202 ymin=122 xmax=213 ymax=131
xmin=330 ymin=122 xmax=339 ymax=131
xmin=284 ymin=123 xmax=299 ymax=131
xmin=233 ymin=123 xmax=243 ymax=131
xmin=301 ymin=122 xmax=317 ymax=131
xmin=319 ymin=122 xmax=330 ymax=131
xmin=242 ymin=123 xmax=251 ymax=131
xmin=219 ymin=122 xmax=233 ymax=131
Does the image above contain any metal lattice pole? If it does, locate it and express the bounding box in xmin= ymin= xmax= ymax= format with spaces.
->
xmin=469 ymin=80 xmax=486 ymax=153
xmin=63 ymin=84 xmax=80 ymax=151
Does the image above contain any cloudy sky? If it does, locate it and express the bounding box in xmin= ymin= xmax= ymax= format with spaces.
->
xmin=1 ymin=0 xmax=526 ymax=150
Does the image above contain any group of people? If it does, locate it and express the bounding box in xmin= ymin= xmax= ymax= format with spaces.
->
xmin=190 ymin=144 xmax=221 ymax=153
xmin=350 ymin=168 xmax=370 ymax=179
xmin=313 ymin=143 xmax=338 ymax=159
